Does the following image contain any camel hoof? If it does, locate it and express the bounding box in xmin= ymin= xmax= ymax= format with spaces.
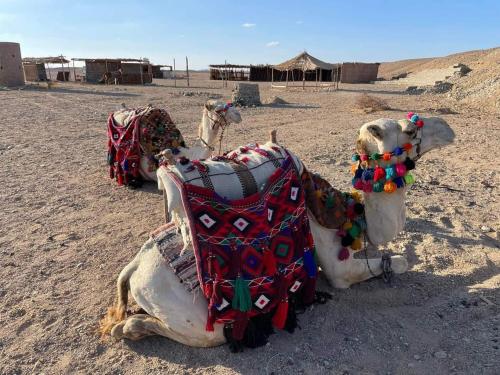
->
xmin=391 ymin=255 xmax=408 ymax=274
xmin=110 ymin=321 xmax=125 ymax=339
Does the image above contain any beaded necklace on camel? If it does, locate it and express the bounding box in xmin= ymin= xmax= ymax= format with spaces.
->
xmin=351 ymin=112 xmax=424 ymax=193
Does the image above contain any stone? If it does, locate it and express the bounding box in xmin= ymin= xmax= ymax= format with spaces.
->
xmin=434 ymin=350 xmax=447 ymax=359
xmin=231 ymin=83 xmax=261 ymax=107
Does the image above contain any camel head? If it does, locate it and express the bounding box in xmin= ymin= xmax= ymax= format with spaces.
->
xmin=354 ymin=115 xmax=455 ymax=245
xmin=198 ymin=99 xmax=242 ymax=149
xmin=204 ymin=99 xmax=242 ymax=125
xmin=357 ymin=116 xmax=455 ymax=161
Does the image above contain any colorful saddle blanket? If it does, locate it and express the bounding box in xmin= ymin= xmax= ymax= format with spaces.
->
xmin=107 ymin=106 xmax=184 ymax=185
xmin=171 ymin=155 xmax=317 ymax=340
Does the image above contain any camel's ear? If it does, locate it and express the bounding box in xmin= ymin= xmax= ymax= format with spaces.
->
xmin=205 ymin=100 xmax=217 ymax=111
xmin=366 ymin=124 xmax=383 ymax=140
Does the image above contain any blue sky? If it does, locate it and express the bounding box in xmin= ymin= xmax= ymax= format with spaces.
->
xmin=1 ymin=0 xmax=499 ymax=69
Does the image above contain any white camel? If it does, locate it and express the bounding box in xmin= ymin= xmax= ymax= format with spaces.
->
xmin=135 ymin=100 xmax=242 ymax=181
xmin=101 ymin=116 xmax=455 ymax=347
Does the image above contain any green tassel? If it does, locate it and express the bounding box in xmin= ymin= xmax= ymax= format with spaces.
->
xmin=325 ymin=195 xmax=334 ymax=209
xmin=232 ymin=276 xmax=252 ymax=312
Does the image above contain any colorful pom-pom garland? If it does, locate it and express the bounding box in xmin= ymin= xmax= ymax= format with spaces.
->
xmin=350 ymin=112 xmax=423 ymax=194
xmin=336 ymin=192 xmax=366 ymax=261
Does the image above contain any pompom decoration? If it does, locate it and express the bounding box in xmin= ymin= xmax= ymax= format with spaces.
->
xmin=373 ymin=181 xmax=384 ymax=192
xmin=343 ymin=221 xmax=353 ymax=230
xmin=336 ymin=229 xmax=346 ymax=237
xmin=338 ymin=247 xmax=350 ymax=261
xmin=349 ymin=113 xmax=420 ymax=194
xmin=351 ymin=238 xmax=362 ymax=251
xmin=393 ymin=147 xmax=403 ymax=156
xmin=404 ymin=173 xmax=415 ymax=185
xmin=361 ymin=168 xmax=374 ymax=181
xmin=403 ymin=143 xmax=413 ymax=152
xmin=341 ymin=234 xmax=354 ymax=247
xmin=354 ymin=168 xmax=363 ymax=179
xmin=395 ymin=163 xmax=407 ymax=177
xmin=348 ymin=223 xmax=361 ymax=238
xmin=356 ymin=218 xmax=367 ymax=230
xmin=403 ymin=157 xmax=416 ymax=170
xmin=362 ymin=181 xmax=373 ymax=193
xmin=353 ymin=203 xmax=364 ymax=215
xmin=353 ymin=179 xmax=364 ymax=190
xmin=373 ymin=166 xmax=386 ymax=182
xmin=385 ymin=166 xmax=396 ymax=179
xmin=384 ymin=181 xmax=397 ymax=193
xmin=394 ymin=176 xmax=405 ymax=188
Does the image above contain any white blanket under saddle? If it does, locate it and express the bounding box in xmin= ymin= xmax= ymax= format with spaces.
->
xmin=157 ymin=143 xmax=303 ymax=200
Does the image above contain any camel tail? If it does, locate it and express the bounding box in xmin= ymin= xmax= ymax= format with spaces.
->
xmin=99 ymin=260 xmax=137 ymax=337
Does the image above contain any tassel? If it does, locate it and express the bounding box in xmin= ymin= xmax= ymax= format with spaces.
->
xmin=302 ymin=250 xmax=317 ymax=278
xmin=341 ymin=233 xmax=354 ymax=247
xmin=232 ymin=276 xmax=252 ymax=312
xmin=385 ymin=165 xmax=395 ymax=179
xmin=404 ymin=172 xmax=415 ymax=185
xmin=302 ymin=277 xmax=317 ymax=305
xmin=272 ymin=298 xmax=289 ymax=330
xmin=262 ymin=248 xmax=277 ymax=275
xmin=353 ymin=203 xmax=364 ymax=215
xmin=232 ymin=311 xmax=249 ymax=341
xmin=123 ymin=159 xmax=129 ymax=172
xmin=373 ymin=181 xmax=384 ymax=192
xmin=117 ymin=173 xmax=124 ymax=186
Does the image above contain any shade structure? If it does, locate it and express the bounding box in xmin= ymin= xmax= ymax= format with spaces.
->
xmin=273 ymin=52 xmax=336 ymax=71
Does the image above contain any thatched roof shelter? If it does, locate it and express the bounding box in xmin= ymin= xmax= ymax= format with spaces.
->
xmin=273 ymin=52 xmax=337 ymax=71
xmin=23 ymin=56 xmax=70 ymax=64
xmin=271 ymin=52 xmax=340 ymax=89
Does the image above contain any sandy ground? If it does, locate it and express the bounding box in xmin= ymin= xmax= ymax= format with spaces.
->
xmin=1 ymin=75 xmax=499 ymax=375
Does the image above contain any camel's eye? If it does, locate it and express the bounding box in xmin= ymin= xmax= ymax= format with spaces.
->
xmin=404 ymin=128 xmax=417 ymax=139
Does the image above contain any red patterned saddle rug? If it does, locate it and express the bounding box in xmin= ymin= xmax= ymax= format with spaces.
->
xmin=107 ymin=106 xmax=184 ymax=186
xmin=170 ymin=155 xmax=318 ymax=341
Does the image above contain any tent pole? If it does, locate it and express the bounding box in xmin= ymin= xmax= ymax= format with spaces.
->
xmin=185 ymin=56 xmax=190 ymax=87
xmin=286 ymin=70 xmax=289 ymax=88
xmin=302 ymin=68 xmax=305 ymax=90
xmin=72 ymin=60 xmax=76 ymax=82
xmin=173 ymin=58 xmax=176 ymax=87
xmin=271 ymin=68 xmax=274 ymax=88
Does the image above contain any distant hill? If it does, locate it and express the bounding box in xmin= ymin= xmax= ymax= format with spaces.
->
xmin=379 ymin=47 xmax=500 ymax=113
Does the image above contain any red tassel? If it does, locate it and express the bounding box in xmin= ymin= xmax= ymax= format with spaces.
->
xmin=374 ymin=166 xmax=386 ymax=182
xmin=206 ymin=311 xmax=215 ymax=332
xmin=262 ymin=249 xmax=277 ymax=275
xmin=272 ymin=299 xmax=289 ymax=329
xmin=117 ymin=173 xmax=124 ymax=185
xmin=302 ymin=277 xmax=316 ymax=305
xmin=232 ymin=311 xmax=249 ymax=340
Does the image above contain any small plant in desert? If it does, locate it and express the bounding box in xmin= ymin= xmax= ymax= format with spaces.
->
xmin=355 ymin=94 xmax=390 ymax=113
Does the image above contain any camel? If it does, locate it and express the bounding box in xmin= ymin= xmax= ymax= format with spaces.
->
xmin=101 ymin=115 xmax=455 ymax=347
xmin=138 ymin=100 xmax=242 ymax=182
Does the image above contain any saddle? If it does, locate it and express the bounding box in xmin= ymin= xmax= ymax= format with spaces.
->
xmin=163 ymin=153 xmax=318 ymax=342
xmin=107 ymin=106 xmax=184 ymax=186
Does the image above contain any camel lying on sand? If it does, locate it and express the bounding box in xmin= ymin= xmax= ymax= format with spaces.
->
xmin=101 ymin=114 xmax=455 ymax=347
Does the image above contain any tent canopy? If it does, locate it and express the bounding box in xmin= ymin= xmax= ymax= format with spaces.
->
xmin=273 ymin=52 xmax=337 ymax=71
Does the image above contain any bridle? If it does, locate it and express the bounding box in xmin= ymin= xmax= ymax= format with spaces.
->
xmin=201 ymin=102 xmax=233 ymax=155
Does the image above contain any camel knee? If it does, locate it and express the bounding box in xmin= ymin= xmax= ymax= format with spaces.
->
xmin=113 ymin=314 xmax=165 ymax=341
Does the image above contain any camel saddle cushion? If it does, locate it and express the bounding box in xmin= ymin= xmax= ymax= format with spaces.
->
xmin=168 ymin=155 xmax=317 ymax=339
xmin=107 ymin=106 xmax=184 ymax=186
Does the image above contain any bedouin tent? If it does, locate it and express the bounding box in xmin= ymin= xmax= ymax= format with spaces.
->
xmin=272 ymin=52 xmax=340 ymax=89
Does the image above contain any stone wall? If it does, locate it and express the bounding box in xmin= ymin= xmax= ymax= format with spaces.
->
xmin=231 ymin=83 xmax=261 ymax=106
xmin=0 ymin=42 xmax=24 ymax=87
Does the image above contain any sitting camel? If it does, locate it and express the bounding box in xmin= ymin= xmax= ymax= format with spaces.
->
xmin=109 ymin=100 xmax=242 ymax=184
xmin=101 ymin=115 xmax=454 ymax=346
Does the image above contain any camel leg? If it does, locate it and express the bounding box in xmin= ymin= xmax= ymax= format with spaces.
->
xmin=345 ymin=255 xmax=408 ymax=285
xmin=111 ymin=314 xmax=172 ymax=341
xmin=163 ymin=189 xmax=170 ymax=223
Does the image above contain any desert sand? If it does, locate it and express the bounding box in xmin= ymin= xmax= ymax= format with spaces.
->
xmin=0 ymin=72 xmax=498 ymax=374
